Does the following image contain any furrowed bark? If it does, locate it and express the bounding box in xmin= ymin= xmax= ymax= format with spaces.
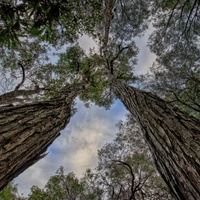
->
xmin=111 ymin=78 xmax=200 ymax=200
xmin=0 ymin=82 xmax=87 ymax=190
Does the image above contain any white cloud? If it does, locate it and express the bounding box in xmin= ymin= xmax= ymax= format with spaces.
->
xmin=78 ymin=35 xmax=99 ymax=54
xmin=135 ymin=31 xmax=156 ymax=75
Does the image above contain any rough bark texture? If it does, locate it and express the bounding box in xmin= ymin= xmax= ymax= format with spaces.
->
xmin=111 ymin=78 xmax=200 ymax=200
xmin=100 ymin=0 xmax=114 ymax=55
xmin=0 ymin=83 xmax=87 ymax=190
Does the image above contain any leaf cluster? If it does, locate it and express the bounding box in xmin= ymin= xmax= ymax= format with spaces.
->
xmin=0 ymin=0 xmax=104 ymax=48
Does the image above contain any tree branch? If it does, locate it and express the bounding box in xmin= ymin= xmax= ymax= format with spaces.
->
xmin=165 ymin=0 xmax=180 ymax=31
xmin=111 ymin=159 xmax=136 ymax=200
xmin=15 ymin=62 xmax=26 ymax=91
xmin=181 ymin=0 xmax=198 ymax=38
xmin=0 ymin=88 xmax=48 ymax=105
xmin=109 ymin=45 xmax=131 ymax=74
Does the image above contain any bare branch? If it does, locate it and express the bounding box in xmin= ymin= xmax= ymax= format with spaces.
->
xmin=172 ymin=91 xmax=200 ymax=112
xmin=181 ymin=0 xmax=198 ymax=38
xmin=15 ymin=62 xmax=26 ymax=91
xmin=111 ymin=159 xmax=136 ymax=200
xmin=165 ymin=0 xmax=180 ymax=31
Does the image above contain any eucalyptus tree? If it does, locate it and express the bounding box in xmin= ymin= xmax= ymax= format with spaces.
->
xmin=109 ymin=74 xmax=200 ymax=200
xmin=27 ymin=166 xmax=102 ymax=200
xmin=55 ymin=40 xmax=200 ymax=199
xmin=96 ymin=37 xmax=200 ymax=199
xmin=0 ymin=0 xmax=104 ymax=189
xmin=28 ymin=167 xmax=85 ymax=200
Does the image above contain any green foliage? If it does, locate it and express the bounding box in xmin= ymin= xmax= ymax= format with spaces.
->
xmin=0 ymin=182 xmax=24 ymax=200
xmin=78 ymin=40 xmax=139 ymax=108
xmin=28 ymin=186 xmax=48 ymax=200
xmin=28 ymin=166 xmax=99 ymax=200
xmin=44 ymin=167 xmax=84 ymax=200
xmin=0 ymin=0 xmax=146 ymax=108
xmin=0 ymin=0 xmax=104 ymax=48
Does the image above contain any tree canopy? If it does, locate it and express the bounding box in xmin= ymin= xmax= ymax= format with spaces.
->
xmin=0 ymin=0 xmax=103 ymax=48
xmin=0 ymin=0 xmax=200 ymax=198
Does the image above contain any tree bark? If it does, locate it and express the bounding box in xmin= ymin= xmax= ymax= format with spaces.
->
xmin=111 ymin=78 xmax=200 ymax=200
xmin=0 ymin=82 xmax=87 ymax=190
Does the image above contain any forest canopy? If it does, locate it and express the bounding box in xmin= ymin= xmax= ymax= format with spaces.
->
xmin=0 ymin=0 xmax=199 ymax=199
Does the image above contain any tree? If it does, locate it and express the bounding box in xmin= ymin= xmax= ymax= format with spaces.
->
xmin=1 ymin=1 xmax=199 ymax=198
xmin=79 ymin=33 xmax=200 ymax=198
xmin=0 ymin=182 xmax=25 ymax=200
xmin=109 ymin=75 xmax=200 ymax=200
xmin=95 ymin=1 xmax=200 ymax=198
xmin=82 ymin=114 xmax=172 ymax=199
xmin=0 ymin=82 xmax=88 ymax=190
xmin=28 ymin=166 xmax=102 ymax=200
xmin=80 ymin=37 xmax=200 ymax=199
xmin=0 ymin=42 xmax=105 ymax=190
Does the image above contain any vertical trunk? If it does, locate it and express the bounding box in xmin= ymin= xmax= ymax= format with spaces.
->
xmin=0 ymin=82 xmax=87 ymax=190
xmin=111 ymin=78 xmax=200 ymax=200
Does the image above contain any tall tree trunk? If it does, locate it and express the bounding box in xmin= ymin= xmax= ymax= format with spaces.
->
xmin=111 ymin=78 xmax=200 ymax=200
xmin=0 ymin=82 xmax=87 ymax=190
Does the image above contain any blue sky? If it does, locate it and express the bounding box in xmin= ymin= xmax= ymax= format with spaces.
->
xmin=14 ymin=33 xmax=156 ymax=197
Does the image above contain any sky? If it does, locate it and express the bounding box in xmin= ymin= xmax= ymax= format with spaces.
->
xmin=14 ymin=33 xmax=156 ymax=197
